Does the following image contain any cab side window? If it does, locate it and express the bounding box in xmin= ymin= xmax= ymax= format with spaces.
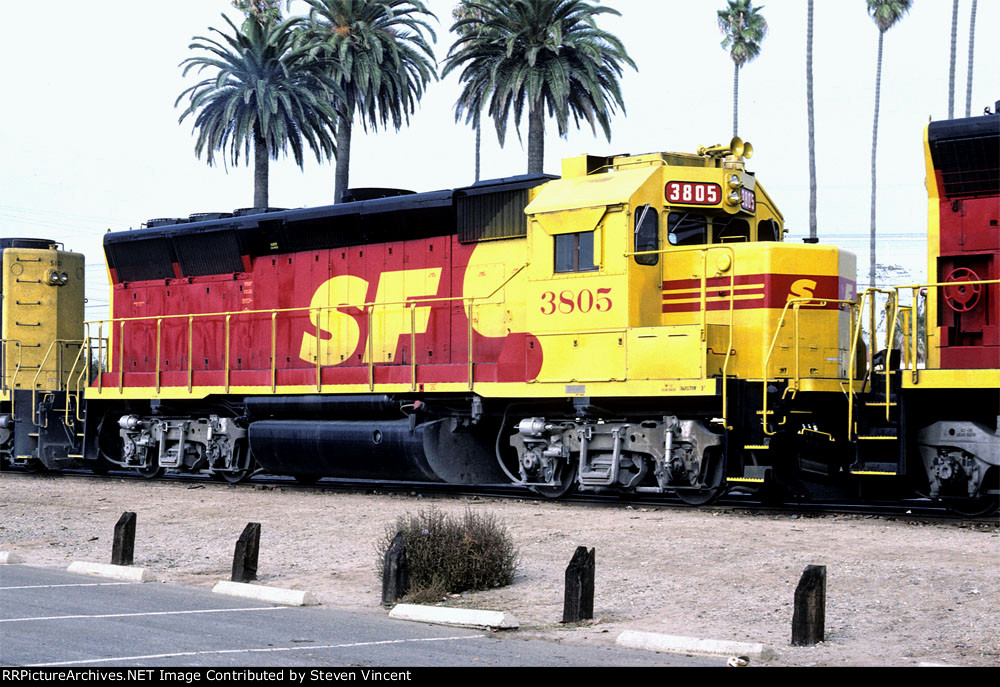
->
xmin=634 ymin=206 xmax=659 ymax=265
xmin=758 ymin=219 xmax=781 ymax=242
xmin=554 ymin=232 xmax=598 ymax=273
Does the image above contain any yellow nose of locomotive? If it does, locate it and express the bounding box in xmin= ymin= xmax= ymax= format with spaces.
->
xmin=1 ymin=239 xmax=85 ymax=392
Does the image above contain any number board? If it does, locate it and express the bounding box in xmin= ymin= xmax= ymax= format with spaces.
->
xmin=741 ymin=188 xmax=756 ymax=213
xmin=665 ymin=181 xmax=721 ymax=206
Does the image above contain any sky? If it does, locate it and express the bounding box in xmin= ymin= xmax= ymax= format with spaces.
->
xmin=1 ymin=0 xmax=997 ymax=320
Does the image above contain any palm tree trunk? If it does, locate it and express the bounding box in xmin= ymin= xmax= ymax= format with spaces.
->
xmin=807 ymin=0 xmax=817 ymax=241
xmin=948 ymin=0 xmax=958 ymax=119
xmin=528 ymin=102 xmax=545 ymax=175
xmin=869 ymin=30 xmax=885 ymax=290
xmin=732 ymin=63 xmax=740 ymax=138
xmin=254 ymin=126 xmax=269 ymax=209
xmin=475 ymin=121 xmax=481 ymax=183
xmin=334 ymin=117 xmax=352 ymax=204
xmin=965 ymin=0 xmax=977 ymax=117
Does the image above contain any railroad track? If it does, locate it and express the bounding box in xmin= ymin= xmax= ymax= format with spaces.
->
xmin=5 ymin=467 xmax=996 ymax=523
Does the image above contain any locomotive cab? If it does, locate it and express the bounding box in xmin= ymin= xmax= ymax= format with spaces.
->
xmin=520 ymin=138 xmax=854 ymax=389
xmin=506 ymin=140 xmax=858 ymax=499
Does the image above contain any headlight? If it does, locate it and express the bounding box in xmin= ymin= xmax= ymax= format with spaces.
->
xmin=728 ymin=174 xmax=741 ymax=189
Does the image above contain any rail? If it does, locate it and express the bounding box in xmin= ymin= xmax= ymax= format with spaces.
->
xmin=87 ymin=264 xmax=528 ymax=395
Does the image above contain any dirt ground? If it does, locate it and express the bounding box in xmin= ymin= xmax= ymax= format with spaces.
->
xmin=0 ymin=472 xmax=997 ymax=667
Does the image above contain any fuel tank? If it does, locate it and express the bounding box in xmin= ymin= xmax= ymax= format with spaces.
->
xmin=248 ymin=419 xmax=438 ymax=482
xmin=247 ymin=418 xmax=508 ymax=485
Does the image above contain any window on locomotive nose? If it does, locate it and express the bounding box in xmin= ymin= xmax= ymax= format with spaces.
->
xmin=554 ymin=231 xmax=598 ymax=273
xmin=712 ymin=216 xmax=751 ymax=243
xmin=634 ymin=206 xmax=659 ymax=265
xmin=667 ymin=212 xmax=707 ymax=246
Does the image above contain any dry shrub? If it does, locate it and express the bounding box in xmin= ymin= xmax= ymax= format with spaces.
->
xmin=377 ymin=508 xmax=519 ymax=598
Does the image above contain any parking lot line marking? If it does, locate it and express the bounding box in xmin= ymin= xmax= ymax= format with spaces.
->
xmin=29 ymin=635 xmax=489 ymax=666
xmin=1 ymin=606 xmax=294 ymax=623
xmin=1 ymin=582 xmax=136 ymax=590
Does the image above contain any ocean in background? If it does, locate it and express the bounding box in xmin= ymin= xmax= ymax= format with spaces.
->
xmin=788 ymin=231 xmax=928 ymax=289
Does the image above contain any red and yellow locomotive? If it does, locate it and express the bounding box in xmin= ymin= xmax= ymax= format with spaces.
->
xmin=1 ymin=116 xmax=997 ymax=512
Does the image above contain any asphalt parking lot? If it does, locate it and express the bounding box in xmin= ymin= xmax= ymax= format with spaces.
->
xmin=0 ymin=565 xmax=712 ymax=668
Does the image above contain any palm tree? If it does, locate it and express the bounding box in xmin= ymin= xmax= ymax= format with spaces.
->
xmin=443 ymin=0 xmax=635 ymax=175
xmin=298 ymin=0 xmax=438 ymax=203
xmin=806 ymin=0 xmax=817 ymax=241
xmin=948 ymin=0 xmax=958 ymax=119
xmin=451 ymin=1 xmax=489 ymax=182
xmin=965 ymin=0 xmax=978 ymax=117
xmin=717 ymin=0 xmax=768 ymax=138
xmin=176 ymin=14 xmax=341 ymax=208
xmin=232 ymin=0 xmax=283 ymax=25
xmin=866 ymin=0 xmax=911 ymax=289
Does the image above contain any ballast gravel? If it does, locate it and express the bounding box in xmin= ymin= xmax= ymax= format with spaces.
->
xmin=0 ymin=473 xmax=996 ymax=667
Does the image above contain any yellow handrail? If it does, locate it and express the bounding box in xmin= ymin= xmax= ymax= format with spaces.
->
xmin=63 ymin=341 xmax=89 ymax=425
xmin=93 ymin=264 xmax=527 ymax=393
xmin=29 ymin=339 xmax=83 ymax=427
xmin=91 ymin=264 xmax=529 ymax=395
xmin=762 ymin=297 xmax=858 ymax=437
xmin=627 ymin=245 xmax=738 ymax=429
xmin=890 ymin=277 xmax=999 ymax=383
xmin=1 ymin=339 xmax=25 ymax=421
xmin=1 ymin=339 xmax=25 ymax=394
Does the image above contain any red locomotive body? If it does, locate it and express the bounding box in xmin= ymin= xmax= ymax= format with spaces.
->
xmin=108 ymin=236 xmax=541 ymax=391
xmin=927 ymin=116 xmax=1000 ymax=369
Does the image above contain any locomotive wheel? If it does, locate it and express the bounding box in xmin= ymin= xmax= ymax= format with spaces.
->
xmin=23 ymin=458 xmax=48 ymax=474
xmin=675 ymin=448 xmax=727 ymax=506
xmin=217 ymin=445 xmax=256 ymax=484
xmin=529 ymin=462 xmax=577 ymax=499
xmin=947 ymin=495 xmax=999 ymax=518
xmin=220 ymin=458 xmax=257 ymax=484
xmin=137 ymin=459 xmax=164 ymax=479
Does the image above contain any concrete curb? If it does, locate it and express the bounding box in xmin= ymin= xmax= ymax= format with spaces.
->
xmin=67 ymin=561 xmax=156 ymax=582
xmin=0 ymin=551 xmax=23 ymax=564
xmin=212 ymin=580 xmax=319 ymax=606
xmin=388 ymin=604 xmax=519 ymax=630
xmin=616 ymin=630 xmax=777 ymax=662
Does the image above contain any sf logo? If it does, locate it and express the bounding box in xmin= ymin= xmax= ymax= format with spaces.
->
xmin=299 ymin=268 xmax=442 ymax=365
